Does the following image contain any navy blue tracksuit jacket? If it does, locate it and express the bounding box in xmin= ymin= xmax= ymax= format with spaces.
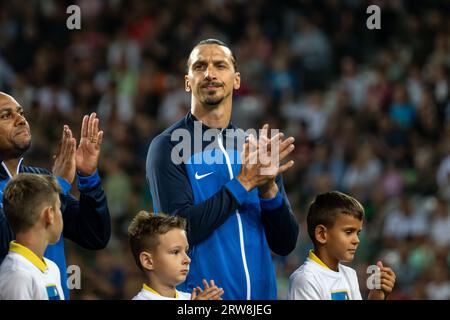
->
xmin=147 ymin=112 xmax=299 ymax=300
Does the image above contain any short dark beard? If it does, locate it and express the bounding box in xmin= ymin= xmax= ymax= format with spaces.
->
xmin=203 ymin=96 xmax=224 ymax=106
xmin=11 ymin=140 xmax=31 ymax=158
xmin=201 ymin=90 xmax=231 ymax=107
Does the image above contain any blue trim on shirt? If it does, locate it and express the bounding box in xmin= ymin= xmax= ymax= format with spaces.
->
xmin=77 ymin=170 xmax=100 ymax=190
xmin=260 ymin=191 xmax=283 ymax=210
xmin=224 ymin=178 xmax=248 ymax=206
xmin=56 ymin=176 xmax=71 ymax=195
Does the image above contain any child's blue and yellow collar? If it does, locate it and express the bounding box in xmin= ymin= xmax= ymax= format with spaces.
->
xmin=309 ymin=250 xmax=331 ymax=270
xmin=9 ymin=241 xmax=47 ymax=273
xmin=143 ymin=283 xmax=179 ymax=299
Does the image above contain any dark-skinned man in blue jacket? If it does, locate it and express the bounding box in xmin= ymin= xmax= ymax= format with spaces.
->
xmin=0 ymin=92 xmax=111 ymax=299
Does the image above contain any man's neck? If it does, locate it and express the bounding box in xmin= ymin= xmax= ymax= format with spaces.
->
xmin=191 ymin=100 xmax=232 ymax=129
xmin=2 ymin=158 xmax=21 ymax=177
xmin=314 ymin=247 xmax=340 ymax=272
xmin=15 ymin=232 xmax=49 ymax=261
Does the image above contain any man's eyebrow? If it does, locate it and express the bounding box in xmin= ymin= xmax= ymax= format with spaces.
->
xmin=0 ymin=104 xmax=22 ymax=111
xmin=192 ymin=60 xmax=206 ymax=65
xmin=0 ymin=106 xmax=13 ymax=112
xmin=192 ymin=58 xmax=230 ymax=65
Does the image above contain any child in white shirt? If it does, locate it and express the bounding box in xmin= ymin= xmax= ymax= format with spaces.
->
xmin=288 ymin=191 xmax=396 ymax=300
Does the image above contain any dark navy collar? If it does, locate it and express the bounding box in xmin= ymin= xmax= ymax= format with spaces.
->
xmin=186 ymin=111 xmax=236 ymax=131
xmin=0 ymin=158 xmax=24 ymax=180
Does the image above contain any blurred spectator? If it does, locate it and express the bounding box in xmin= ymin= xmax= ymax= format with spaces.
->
xmin=342 ymin=142 xmax=382 ymax=201
xmin=425 ymin=262 xmax=450 ymax=300
xmin=0 ymin=56 xmax=16 ymax=91
xmin=338 ymin=56 xmax=368 ymax=110
xmin=290 ymin=16 xmax=332 ymax=91
xmin=429 ymin=198 xmax=450 ymax=248
xmin=389 ymin=83 xmax=415 ymax=130
xmin=382 ymin=196 xmax=428 ymax=243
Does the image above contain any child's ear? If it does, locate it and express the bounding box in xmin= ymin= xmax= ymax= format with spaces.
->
xmin=43 ymin=206 xmax=54 ymax=226
xmin=140 ymin=252 xmax=153 ymax=271
xmin=315 ymin=225 xmax=327 ymax=245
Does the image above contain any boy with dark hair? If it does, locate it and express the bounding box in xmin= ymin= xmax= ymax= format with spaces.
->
xmin=288 ymin=191 xmax=396 ymax=300
xmin=129 ymin=211 xmax=224 ymax=300
xmin=0 ymin=173 xmax=64 ymax=300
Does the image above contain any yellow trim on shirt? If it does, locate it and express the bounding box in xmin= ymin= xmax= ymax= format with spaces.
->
xmin=9 ymin=241 xmax=47 ymax=273
xmin=143 ymin=283 xmax=178 ymax=299
xmin=309 ymin=250 xmax=331 ymax=270
xmin=331 ymin=290 xmax=349 ymax=294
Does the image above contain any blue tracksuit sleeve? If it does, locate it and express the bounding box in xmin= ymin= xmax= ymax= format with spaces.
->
xmin=59 ymin=171 xmax=111 ymax=249
xmin=260 ymin=174 xmax=299 ymax=256
xmin=147 ymin=135 xmax=242 ymax=245
xmin=0 ymin=213 xmax=14 ymax=262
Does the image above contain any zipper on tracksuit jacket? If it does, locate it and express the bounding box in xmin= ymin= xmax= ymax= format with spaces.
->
xmin=217 ymin=131 xmax=251 ymax=300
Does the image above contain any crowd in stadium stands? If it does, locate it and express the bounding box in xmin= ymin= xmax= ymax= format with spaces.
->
xmin=1 ymin=0 xmax=449 ymax=299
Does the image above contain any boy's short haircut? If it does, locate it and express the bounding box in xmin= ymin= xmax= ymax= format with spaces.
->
xmin=128 ymin=211 xmax=187 ymax=271
xmin=307 ymin=191 xmax=364 ymax=244
xmin=3 ymin=173 xmax=61 ymax=234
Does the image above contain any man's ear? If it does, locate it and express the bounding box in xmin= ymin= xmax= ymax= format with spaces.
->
xmin=315 ymin=224 xmax=328 ymax=245
xmin=140 ymin=252 xmax=153 ymax=271
xmin=185 ymin=75 xmax=191 ymax=92
xmin=233 ymin=72 xmax=241 ymax=90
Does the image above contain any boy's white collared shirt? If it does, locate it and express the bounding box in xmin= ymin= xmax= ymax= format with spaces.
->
xmin=0 ymin=241 xmax=64 ymax=300
xmin=132 ymin=283 xmax=191 ymax=300
xmin=288 ymin=250 xmax=362 ymax=300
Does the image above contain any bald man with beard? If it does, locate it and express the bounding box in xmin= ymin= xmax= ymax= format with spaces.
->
xmin=0 ymin=92 xmax=111 ymax=299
